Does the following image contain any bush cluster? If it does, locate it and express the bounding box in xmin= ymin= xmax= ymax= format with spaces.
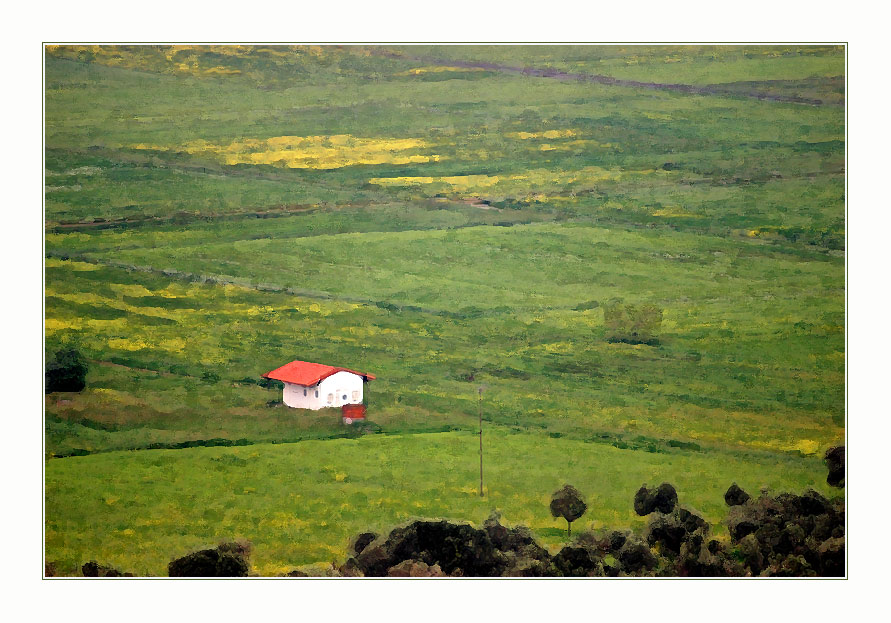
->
xmin=45 ymin=347 xmax=88 ymax=393
xmin=81 ymin=561 xmax=133 ymax=577
xmin=603 ymin=303 xmax=663 ymax=345
xmin=73 ymin=449 xmax=845 ymax=578
xmin=725 ymin=486 xmax=844 ymax=576
xmin=634 ymin=482 xmax=678 ymax=515
xmin=330 ymin=482 xmax=843 ymax=577
xmin=167 ymin=541 xmax=251 ymax=577
xmin=338 ymin=515 xmax=552 ymax=577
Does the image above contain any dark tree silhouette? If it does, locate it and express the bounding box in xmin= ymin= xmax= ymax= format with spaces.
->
xmin=550 ymin=484 xmax=588 ymax=538
xmin=824 ymin=446 xmax=844 ymax=488
xmin=724 ymin=483 xmax=751 ymax=506
xmin=45 ymin=347 xmax=88 ymax=393
xmin=634 ymin=482 xmax=678 ymax=515
xmin=634 ymin=484 xmax=656 ymax=516
xmin=168 ymin=543 xmax=249 ymax=577
xmin=653 ymin=483 xmax=678 ymax=513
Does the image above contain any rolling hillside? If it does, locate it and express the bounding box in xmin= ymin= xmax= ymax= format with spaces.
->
xmin=44 ymin=45 xmax=845 ymax=575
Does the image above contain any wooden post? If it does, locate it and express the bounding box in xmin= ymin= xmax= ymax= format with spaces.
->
xmin=479 ymin=386 xmax=484 ymax=497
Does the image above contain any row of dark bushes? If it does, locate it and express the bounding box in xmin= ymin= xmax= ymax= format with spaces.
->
xmin=66 ymin=481 xmax=843 ymax=578
xmin=335 ymin=480 xmax=843 ymax=577
xmin=60 ymin=447 xmax=844 ymax=577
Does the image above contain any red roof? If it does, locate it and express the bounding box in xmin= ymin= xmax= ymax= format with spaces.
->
xmin=261 ymin=360 xmax=375 ymax=386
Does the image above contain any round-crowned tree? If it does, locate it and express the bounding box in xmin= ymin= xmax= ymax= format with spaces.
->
xmin=824 ymin=446 xmax=844 ymax=488
xmin=550 ymin=484 xmax=588 ymax=538
xmin=45 ymin=347 xmax=88 ymax=393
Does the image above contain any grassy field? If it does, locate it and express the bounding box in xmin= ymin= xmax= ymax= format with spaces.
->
xmin=44 ymin=45 xmax=844 ymax=576
xmin=45 ymin=429 xmax=838 ymax=576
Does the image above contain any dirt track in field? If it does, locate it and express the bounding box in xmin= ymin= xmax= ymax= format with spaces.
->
xmin=376 ymin=51 xmax=837 ymax=107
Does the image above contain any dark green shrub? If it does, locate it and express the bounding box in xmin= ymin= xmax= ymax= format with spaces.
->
xmin=724 ymin=483 xmax=751 ymax=506
xmin=352 ymin=520 xmax=502 ymax=577
xmin=550 ymin=484 xmax=588 ymax=537
xmin=634 ymin=482 xmax=678 ymax=515
xmin=168 ymin=544 xmax=249 ymax=577
xmin=824 ymin=446 xmax=844 ymax=487
xmin=45 ymin=347 xmax=88 ymax=393
xmin=351 ymin=532 xmax=378 ymax=556
xmin=82 ymin=560 xmax=131 ymax=577
xmin=258 ymin=376 xmax=284 ymax=390
xmin=726 ymin=489 xmax=844 ymax=576
xmin=201 ymin=370 xmax=221 ymax=384
xmin=603 ymin=303 xmax=663 ymax=345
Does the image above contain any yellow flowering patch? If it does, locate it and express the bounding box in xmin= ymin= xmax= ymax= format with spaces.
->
xmin=158 ymin=338 xmax=187 ymax=353
xmin=46 ymin=233 xmax=92 ymax=245
xmin=84 ymin=318 xmax=127 ymax=331
xmin=642 ymin=111 xmax=674 ymax=121
xmin=155 ymin=285 xmax=185 ymax=299
xmin=45 ymin=318 xmax=83 ymax=333
xmin=49 ymin=44 xmax=405 ymax=85
xmin=533 ymin=139 xmax=619 ymax=152
xmin=109 ymin=283 xmax=155 ymax=297
xmin=131 ymin=134 xmax=441 ymax=170
xmin=258 ymin=514 xmax=310 ymax=531
xmin=370 ymin=166 xmax=626 ymax=200
xmin=162 ymin=45 xmax=255 ymax=59
xmin=45 ymin=290 xmax=110 ymax=306
xmin=742 ymin=435 xmax=842 ymax=457
xmin=244 ymin=305 xmax=276 ymax=317
xmin=786 ymin=439 xmax=821 ymax=456
xmin=219 ymin=283 xmax=255 ymax=299
xmin=200 ymin=66 xmax=242 ymax=76
xmin=47 ymin=289 xmax=180 ymax=323
xmin=47 ymin=45 xmax=247 ymax=78
xmin=652 ymin=207 xmax=704 ymax=218
xmin=395 ymin=66 xmax=489 ymax=76
xmin=369 ymin=173 xmax=523 ymax=192
xmin=45 ymin=258 xmax=101 ymax=271
xmin=524 ymin=193 xmax=585 ymax=205
xmin=107 ymin=337 xmax=153 ymax=351
xmin=506 ymin=129 xmax=577 ymax=140
xmin=541 ymin=341 xmax=574 ymax=354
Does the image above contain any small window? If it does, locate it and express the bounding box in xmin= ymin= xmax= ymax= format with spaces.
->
xmin=352 ymin=390 xmax=359 ymax=401
xmin=303 ymin=389 xmax=307 ymax=396
xmin=342 ymin=394 xmax=347 ymax=401
xmin=327 ymin=393 xmax=333 ymax=404
xmin=315 ymin=390 xmax=319 ymax=398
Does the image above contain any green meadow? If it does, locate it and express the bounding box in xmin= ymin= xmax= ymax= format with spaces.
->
xmin=45 ymin=430 xmax=837 ymax=577
xmin=44 ymin=45 xmax=844 ymax=575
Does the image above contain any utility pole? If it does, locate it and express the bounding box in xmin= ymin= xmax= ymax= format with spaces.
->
xmin=478 ymin=386 xmax=484 ymax=497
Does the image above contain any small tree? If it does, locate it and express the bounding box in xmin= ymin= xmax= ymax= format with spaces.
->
xmin=634 ymin=482 xmax=678 ymax=516
xmin=45 ymin=347 xmax=88 ymax=393
xmin=603 ymin=303 xmax=663 ymax=345
xmin=824 ymin=446 xmax=844 ymax=488
xmin=550 ymin=484 xmax=587 ymax=538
